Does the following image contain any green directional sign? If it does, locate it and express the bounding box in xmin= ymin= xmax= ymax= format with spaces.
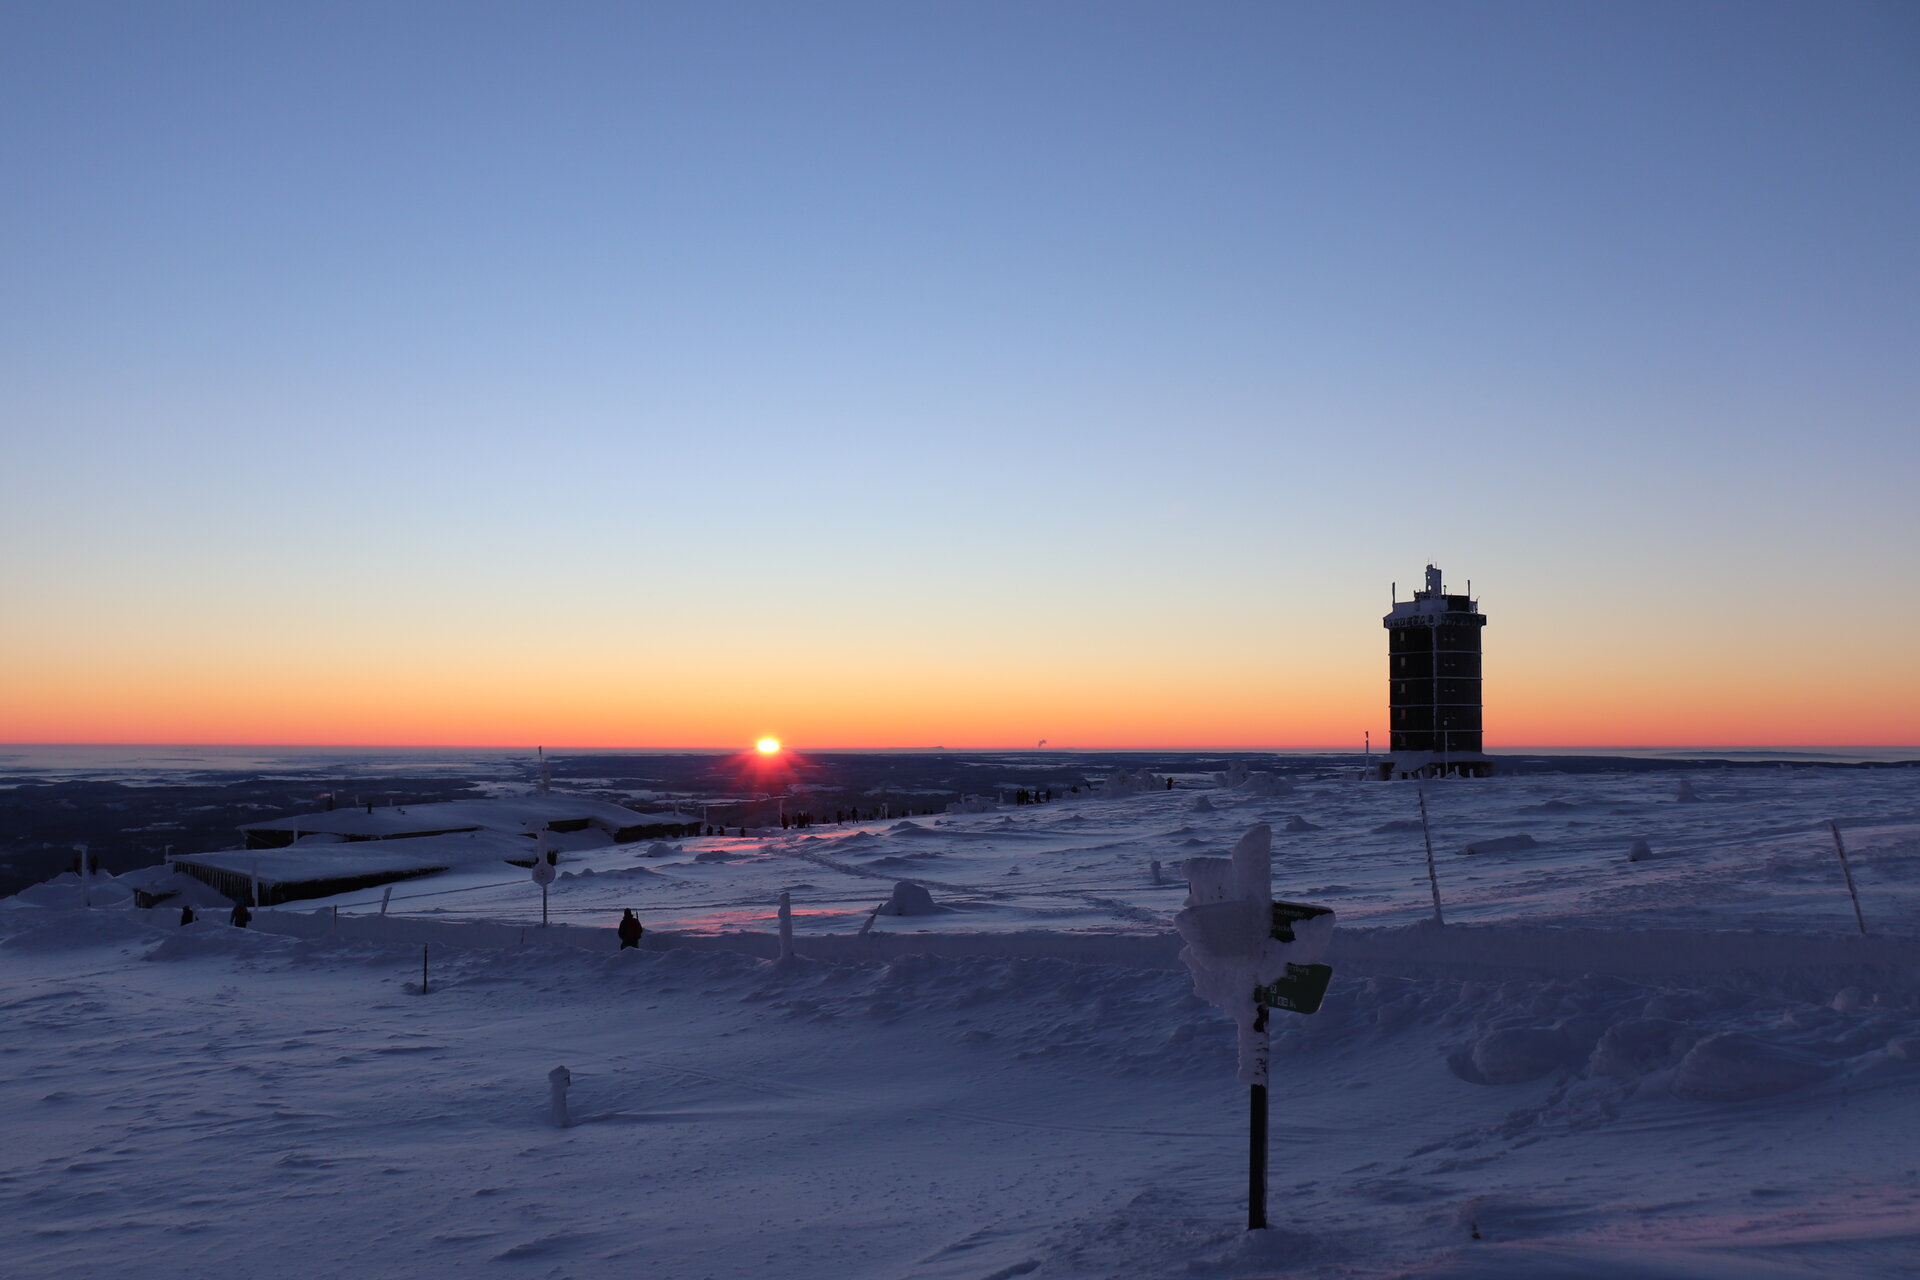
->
xmin=1255 ymin=962 xmax=1334 ymax=1015
xmin=1269 ymin=899 xmax=1333 ymax=942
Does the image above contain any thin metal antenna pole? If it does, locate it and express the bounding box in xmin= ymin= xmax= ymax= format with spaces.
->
xmin=1417 ymin=788 xmax=1445 ymax=926
xmin=1827 ymin=820 xmax=1868 ymax=936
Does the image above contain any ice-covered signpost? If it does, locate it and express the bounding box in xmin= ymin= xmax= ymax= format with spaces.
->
xmin=1174 ymin=823 xmax=1336 ymax=1233
xmin=529 ymin=826 xmax=557 ymax=926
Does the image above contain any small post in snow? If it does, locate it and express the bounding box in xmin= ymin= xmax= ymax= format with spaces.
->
xmin=380 ymin=885 xmax=393 ymax=916
xmin=1827 ymin=820 xmax=1869 ymax=936
xmin=548 ymin=1065 xmax=571 ymax=1128
xmin=529 ymin=826 xmax=557 ymax=926
xmin=1150 ymin=859 xmax=1163 ymax=885
xmin=1416 ymin=789 xmax=1445 ymax=926
xmin=777 ymin=891 xmax=796 ymax=961
xmin=330 ymin=904 xmax=339 ymax=936
xmin=75 ymin=844 xmax=92 ymax=908
xmin=421 ymin=944 xmax=430 ymax=995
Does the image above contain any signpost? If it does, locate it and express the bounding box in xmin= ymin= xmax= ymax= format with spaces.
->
xmin=1175 ymin=825 xmax=1337 ymax=1233
xmin=529 ymin=826 xmax=557 ymax=925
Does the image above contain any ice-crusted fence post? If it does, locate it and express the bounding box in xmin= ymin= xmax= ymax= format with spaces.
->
xmin=420 ymin=944 xmax=430 ymax=995
xmin=777 ymin=891 xmax=796 ymax=961
xmin=75 ymin=844 xmax=92 ymax=908
xmin=1827 ymin=820 xmax=1869 ymax=936
xmin=1174 ymin=824 xmax=1336 ymax=1234
xmin=1416 ymin=789 xmax=1445 ymax=926
xmin=548 ymin=1066 xmax=571 ymax=1128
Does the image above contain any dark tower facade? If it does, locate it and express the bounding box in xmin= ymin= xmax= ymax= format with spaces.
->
xmin=1379 ymin=565 xmax=1491 ymax=779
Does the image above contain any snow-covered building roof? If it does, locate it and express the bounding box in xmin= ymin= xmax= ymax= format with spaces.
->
xmin=239 ymin=796 xmax=695 ymax=848
xmin=175 ymin=830 xmax=531 ymax=906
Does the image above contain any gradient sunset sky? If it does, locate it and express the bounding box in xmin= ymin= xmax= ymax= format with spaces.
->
xmin=3 ymin=2 xmax=1916 ymax=750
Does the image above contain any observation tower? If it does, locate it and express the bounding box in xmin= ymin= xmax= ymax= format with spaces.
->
xmin=1378 ymin=565 xmax=1492 ymax=780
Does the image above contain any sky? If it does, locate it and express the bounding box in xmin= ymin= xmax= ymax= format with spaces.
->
xmin=2 ymin=1 xmax=1916 ymax=750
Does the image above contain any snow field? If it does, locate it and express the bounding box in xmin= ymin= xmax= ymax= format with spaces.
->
xmin=6 ymin=765 xmax=1920 ymax=1277
xmin=261 ymin=766 xmax=1920 ymax=944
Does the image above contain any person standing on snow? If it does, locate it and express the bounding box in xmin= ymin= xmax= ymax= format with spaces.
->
xmin=230 ymin=900 xmax=252 ymax=928
xmin=617 ymin=908 xmax=643 ymax=950
xmin=179 ymin=904 xmax=196 ymax=926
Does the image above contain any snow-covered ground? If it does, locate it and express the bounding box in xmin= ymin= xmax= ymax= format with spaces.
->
xmin=283 ymin=764 xmax=1920 ymax=940
xmin=6 ymin=766 xmax=1920 ymax=1278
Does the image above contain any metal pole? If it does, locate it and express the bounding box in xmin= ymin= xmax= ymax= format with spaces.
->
xmin=421 ymin=944 xmax=429 ymax=995
xmin=1248 ymin=1003 xmax=1269 ymax=1231
xmin=542 ymin=883 xmax=549 ymax=927
xmin=1827 ymin=820 xmax=1868 ymax=936
xmin=1417 ymin=788 xmax=1445 ymax=926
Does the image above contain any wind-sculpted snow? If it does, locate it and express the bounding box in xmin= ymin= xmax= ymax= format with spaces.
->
xmin=6 ymin=907 xmax=1920 ymax=1277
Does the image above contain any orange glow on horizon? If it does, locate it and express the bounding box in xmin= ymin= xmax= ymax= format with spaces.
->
xmin=2 ymin=606 xmax=1915 ymax=751
xmin=755 ymin=737 xmax=781 ymax=755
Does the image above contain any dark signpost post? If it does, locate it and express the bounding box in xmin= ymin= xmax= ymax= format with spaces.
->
xmin=530 ymin=830 xmax=557 ymax=925
xmin=1244 ymin=898 xmax=1334 ymax=1229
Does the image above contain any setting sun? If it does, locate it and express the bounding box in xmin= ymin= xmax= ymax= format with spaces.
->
xmin=755 ymin=737 xmax=781 ymax=755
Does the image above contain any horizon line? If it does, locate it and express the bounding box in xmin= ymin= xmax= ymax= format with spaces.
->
xmin=5 ymin=740 xmax=1917 ymax=754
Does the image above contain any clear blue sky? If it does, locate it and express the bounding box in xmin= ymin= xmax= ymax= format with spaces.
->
xmin=3 ymin=2 xmax=1916 ymax=746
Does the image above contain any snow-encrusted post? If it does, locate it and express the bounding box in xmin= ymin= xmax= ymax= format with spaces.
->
xmin=529 ymin=827 xmax=557 ymax=926
xmin=1827 ymin=820 xmax=1868 ymax=936
xmin=1150 ymin=859 xmax=1163 ymax=885
xmin=777 ymin=891 xmax=795 ymax=961
xmin=420 ymin=944 xmax=430 ymax=995
xmin=548 ymin=1065 xmax=571 ymax=1127
xmin=75 ymin=844 xmax=91 ymax=908
xmin=1175 ymin=824 xmax=1336 ymax=1235
xmin=380 ymin=885 xmax=393 ymax=916
xmin=1416 ymin=789 xmax=1445 ymax=926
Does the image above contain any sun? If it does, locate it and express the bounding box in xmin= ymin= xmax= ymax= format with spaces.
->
xmin=755 ymin=737 xmax=782 ymax=756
